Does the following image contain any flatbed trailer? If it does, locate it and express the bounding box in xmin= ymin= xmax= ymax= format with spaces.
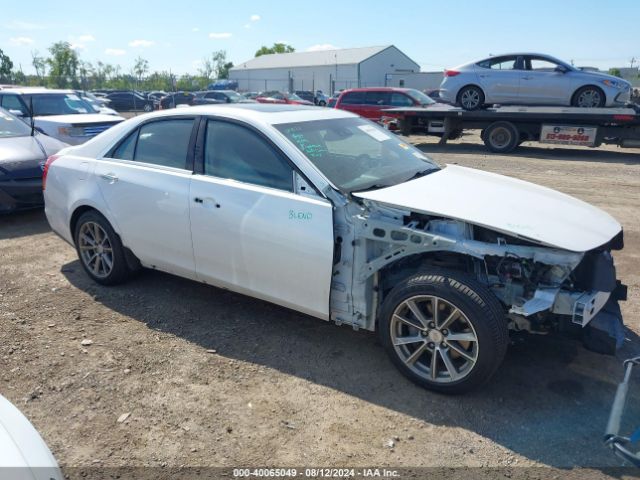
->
xmin=385 ymin=104 xmax=640 ymax=153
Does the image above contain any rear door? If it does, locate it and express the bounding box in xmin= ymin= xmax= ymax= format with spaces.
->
xmin=94 ymin=116 xmax=197 ymax=278
xmin=189 ymin=118 xmax=334 ymax=319
xmin=475 ymin=55 xmax=522 ymax=103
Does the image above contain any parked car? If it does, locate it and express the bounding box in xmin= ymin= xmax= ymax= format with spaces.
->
xmin=334 ymin=87 xmax=435 ymax=122
xmin=76 ymin=90 xmax=119 ymax=116
xmin=327 ymin=91 xmax=342 ymax=108
xmin=0 ymin=394 xmax=62 ymax=478
xmin=105 ymin=91 xmax=156 ymax=112
xmin=147 ymin=90 xmax=167 ymax=102
xmin=44 ymin=104 xmax=626 ymax=394
xmin=0 ymin=107 xmax=68 ymax=213
xmin=242 ymin=92 xmax=261 ymax=100
xmin=295 ymin=90 xmax=316 ymax=104
xmin=440 ymin=53 xmax=633 ymax=110
xmin=196 ymin=90 xmax=256 ymax=104
xmin=255 ymin=91 xmax=314 ymax=105
xmin=208 ymin=79 xmax=239 ymax=91
xmin=0 ymin=88 xmax=124 ymax=145
xmin=315 ymin=90 xmax=329 ymax=106
xmin=159 ymin=91 xmax=196 ymax=109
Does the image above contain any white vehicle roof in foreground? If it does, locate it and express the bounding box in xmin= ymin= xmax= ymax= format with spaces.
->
xmin=0 ymin=394 xmax=62 ymax=479
xmin=2 ymin=88 xmax=75 ymax=95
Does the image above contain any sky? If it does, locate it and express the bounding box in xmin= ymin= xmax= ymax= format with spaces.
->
xmin=2 ymin=0 xmax=640 ymax=76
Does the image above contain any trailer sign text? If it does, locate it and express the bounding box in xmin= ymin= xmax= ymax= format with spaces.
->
xmin=541 ymin=125 xmax=597 ymax=146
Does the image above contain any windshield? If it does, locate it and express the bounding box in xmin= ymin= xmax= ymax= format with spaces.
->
xmin=0 ymin=108 xmax=31 ymax=138
xmin=275 ymin=117 xmax=439 ymax=192
xmin=288 ymin=93 xmax=304 ymax=101
xmin=24 ymin=94 xmax=95 ymax=116
xmin=406 ymin=89 xmax=436 ymax=106
xmin=226 ymin=91 xmax=244 ymax=102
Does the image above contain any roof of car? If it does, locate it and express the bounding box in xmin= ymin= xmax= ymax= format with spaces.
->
xmin=0 ymin=88 xmax=75 ymax=95
xmin=340 ymin=87 xmax=414 ymax=93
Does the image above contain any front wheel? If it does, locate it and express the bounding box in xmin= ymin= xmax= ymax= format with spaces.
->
xmin=378 ymin=270 xmax=508 ymax=394
xmin=143 ymin=103 xmax=153 ymax=112
xmin=572 ymin=86 xmax=605 ymax=108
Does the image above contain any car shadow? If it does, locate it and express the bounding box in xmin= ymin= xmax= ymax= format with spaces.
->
xmin=0 ymin=209 xmax=51 ymax=240
xmin=414 ymin=138 xmax=640 ymax=165
xmin=61 ymin=263 xmax=640 ymax=470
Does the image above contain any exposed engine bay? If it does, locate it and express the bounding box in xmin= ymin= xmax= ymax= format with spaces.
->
xmin=328 ymin=198 xmax=627 ymax=355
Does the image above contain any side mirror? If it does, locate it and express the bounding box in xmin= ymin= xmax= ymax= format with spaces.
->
xmin=555 ymin=65 xmax=568 ymax=74
xmin=9 ymin=109 xmax=24 ymax=117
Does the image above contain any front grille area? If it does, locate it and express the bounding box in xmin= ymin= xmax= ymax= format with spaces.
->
xmin=73 ymin=121 xmax=122 ymax=137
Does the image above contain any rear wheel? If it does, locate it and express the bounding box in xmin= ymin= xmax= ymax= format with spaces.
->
xmin=143 ymin=103 xmax=153 ymax=112
xmin=378 ymin=270 xmax=508 ymax=394
xmin=74 ymin=211 xmax=131 ymax=285
xmin=572 ymin=86 xmax=605 ymax=108
xmin=482 ymin=121 xmax=520 ymax=153
xmin=457 ymin=85 xmax=485 ymax=110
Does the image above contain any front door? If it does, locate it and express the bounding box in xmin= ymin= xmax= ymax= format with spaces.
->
xmin=519 ymin=56 xmax=574 ymax=105
xmin=189 ymin=119 xmax=334 ymax=319
xmin=94 ymin=117 xmax=197 ymax=278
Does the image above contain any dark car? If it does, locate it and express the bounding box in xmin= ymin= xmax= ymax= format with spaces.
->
xmin=0 ymin=108 xmax=67 ymax=213
xmin=159 ymin=92 xmax=196 ymax=109
xmin=146 ymin=91 xmax=167 ymax=102
xmin=294 ymin=90 xmax=315 ymax=104
xmin=105 ymin=91 xmax=155 ymax=112
xmin=195 ymin=90 xmax=256 ymax=104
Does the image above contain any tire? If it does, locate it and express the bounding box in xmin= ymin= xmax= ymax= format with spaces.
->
xmin=457 ymin=85 xmax=485 ymax=110
xmin=572 ymin=86 xmax=606 ymax=108
xmin=482 ymin=121 xmax=519 ymax=153
xmin=378 ymin=270 xmax=508 ymax=394
xmin=319 ymin=100 xmax=326 ymax=107
xmin=74 ymin=210 xmax=131 ymax=286
xmin=143 ymin=104 xmax=153 ymax=112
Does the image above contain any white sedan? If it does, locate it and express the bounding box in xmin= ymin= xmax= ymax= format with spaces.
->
xmin=44 ymin=105 xmax=627 ymax=393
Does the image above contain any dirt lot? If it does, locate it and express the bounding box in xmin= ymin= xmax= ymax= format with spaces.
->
xmin=1 ymin=133 xmax=639 ymax=474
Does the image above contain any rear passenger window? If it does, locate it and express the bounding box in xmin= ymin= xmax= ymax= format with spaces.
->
xmin=111 ymin=130 xmax=137 ymax=160
xmin=204 ymin=120 xmax=293 ymax=191
xmin=390 ymin=93 xmax=414 ymax=107
xmin=134 ymin=119 xmax=194 ymax=168
xmin=364 ymin=91 xmax=390 ymax=106
xmin=340 ymin=92 xmax=365 ymax=105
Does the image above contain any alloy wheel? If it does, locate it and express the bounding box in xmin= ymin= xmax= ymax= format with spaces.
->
xmin=577 ymin=89 xmax=602 ymax=108
xmin=78 ymin=221 xmax=114 ymax=279
xmin=390 ymin=295 xmax=479 ymax=383
xmin=460 ymin=89 xmax=480 ymax=109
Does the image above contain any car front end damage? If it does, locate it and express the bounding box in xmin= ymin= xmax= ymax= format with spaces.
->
xmin=329 ymin=197 xmax=627 ymax=355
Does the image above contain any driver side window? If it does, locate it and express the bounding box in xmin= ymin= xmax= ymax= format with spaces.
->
xmin=204 ymin=120 xmax=294 ymax=191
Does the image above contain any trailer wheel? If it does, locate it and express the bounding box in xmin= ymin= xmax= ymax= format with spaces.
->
xmin=482 ymin=121 xmax=519 ymax=153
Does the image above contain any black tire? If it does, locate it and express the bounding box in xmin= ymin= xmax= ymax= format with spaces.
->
xmin=378 ymin=270 xmax=508 ymax=394
xmin=571 ymin=85 xmax=606 ymax=108
xmin=319 ymin=100 xmax=326 ymax=107
xmin=74 ymin=210 xmax=131 ymax=285
xmin=482 ymin=121 xmax=519 ymax=153
xmin=457 ymin=85 xmax=485 ymax=110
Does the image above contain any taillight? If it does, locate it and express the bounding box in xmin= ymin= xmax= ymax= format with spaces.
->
xmin=42 ymin=154 xmax=60 ymax=191
xmin=444 ymin=70 xmax=460 ymax=77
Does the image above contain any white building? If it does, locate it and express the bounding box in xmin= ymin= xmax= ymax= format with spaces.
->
xmin=229 ymin=45 xmax=420 ymax=94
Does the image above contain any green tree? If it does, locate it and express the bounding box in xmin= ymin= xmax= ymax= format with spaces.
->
xmin=31 ymin=50 xmax=47 ymax=83
xmin=133 ymin=56 xmax=149 ymax=83
xmin=255 ymin=43 xmax=295 ymax=57
xmin=0 ymin=48 xmax=14 ymax=82
xmin=47 ymin=41 xmax=79 ymax=88
xmin=609 ymin=68 xmax=622 ymax=78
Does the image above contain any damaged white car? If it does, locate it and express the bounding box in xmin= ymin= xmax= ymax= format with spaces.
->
xmin=43 ymin=105 xmax=627 ymax=393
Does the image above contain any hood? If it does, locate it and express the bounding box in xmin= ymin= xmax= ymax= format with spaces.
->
xmin=353 ymin=165 xmax=621 ymax=253
xmin=580 ymin=70 xmax=631 ymax=85
xmin=0 ymin=135 xmax=67 ymax=176
xmin=35 ymin=113 xmax=124 ymax=125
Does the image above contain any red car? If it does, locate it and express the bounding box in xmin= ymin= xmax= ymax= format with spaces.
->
xmin=255 ymin=91 xmax=314 ymax=105
xmin=334 ymin=87 xmax=435 ymax=122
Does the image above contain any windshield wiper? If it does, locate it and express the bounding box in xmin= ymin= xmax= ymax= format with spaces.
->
xmin=404 ymin=168 xmax=438 ymax=182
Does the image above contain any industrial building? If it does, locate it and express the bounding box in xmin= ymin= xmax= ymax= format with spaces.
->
xmin=229 ymin=45 xmax=421 ymax=94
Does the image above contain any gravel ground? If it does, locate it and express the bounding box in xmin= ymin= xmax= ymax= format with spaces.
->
xmin=0 ymin=132 xmax=639 ymax=476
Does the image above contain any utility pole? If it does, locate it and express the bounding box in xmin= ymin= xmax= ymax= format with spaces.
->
xmin=630 ymin=57 xmax=637 ymax=69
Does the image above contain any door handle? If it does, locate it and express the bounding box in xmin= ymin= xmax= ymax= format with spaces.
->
xmin=100 ymin=173 xmax=118 ymax=183
xmin=194 ymin=197 xmax=220 ymax=208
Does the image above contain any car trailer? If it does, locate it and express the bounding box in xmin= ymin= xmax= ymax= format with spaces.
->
xmin=385 ymin=104 xmax=640 ymax=154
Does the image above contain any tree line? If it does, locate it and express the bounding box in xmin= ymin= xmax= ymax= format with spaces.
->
xmin=0 ymin=42 xmax=296 ymax=92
